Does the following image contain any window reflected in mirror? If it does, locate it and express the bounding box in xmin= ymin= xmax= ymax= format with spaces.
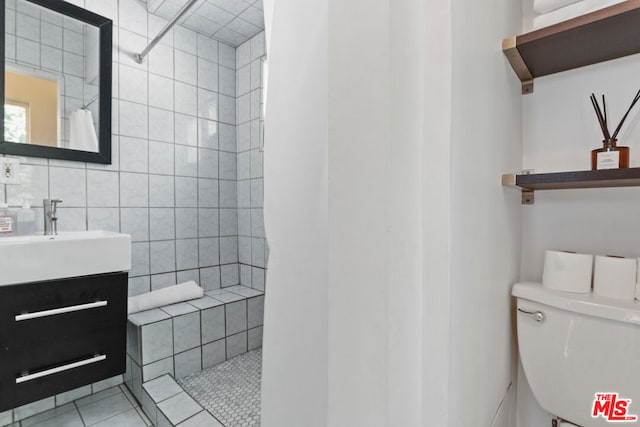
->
xmin=5 ymin=70 xmax=58 ymax=146
xmin=4 ymin=99 xmax=29 ymax=143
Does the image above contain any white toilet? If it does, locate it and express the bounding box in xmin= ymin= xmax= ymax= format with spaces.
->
xmin=513 ymin=282 xmax=640 ymax=427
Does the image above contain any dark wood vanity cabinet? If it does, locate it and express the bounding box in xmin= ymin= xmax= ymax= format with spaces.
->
xmin=0 ymin=272 xmax=128 ymax=411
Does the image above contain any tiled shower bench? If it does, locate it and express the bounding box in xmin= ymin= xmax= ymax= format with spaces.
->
xmin=124 ymin=285 xmax=264 ymax=426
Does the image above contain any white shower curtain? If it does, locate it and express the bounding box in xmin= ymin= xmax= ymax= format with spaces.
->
xmin=69 ymin=109 xmax=98 ymax=152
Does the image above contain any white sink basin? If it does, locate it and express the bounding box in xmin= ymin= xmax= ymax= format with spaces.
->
xmin=0 ymin=230 xmax=131 ymax=286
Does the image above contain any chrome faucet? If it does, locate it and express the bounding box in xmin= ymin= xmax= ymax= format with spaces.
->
xmin=43 ymin=199 xmax=62 ymax=235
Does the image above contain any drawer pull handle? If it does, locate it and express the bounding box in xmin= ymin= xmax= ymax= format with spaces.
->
xmin=15 ymin=301 xmax=107 ymax=321
xmin=16 ymin=354 xmax=106 ymax=384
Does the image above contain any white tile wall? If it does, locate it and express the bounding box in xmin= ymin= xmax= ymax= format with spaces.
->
xmin=2 ymin=0 xmax=246 ymax=296
xmin=235 ymin=32 xmax=265 ymax=291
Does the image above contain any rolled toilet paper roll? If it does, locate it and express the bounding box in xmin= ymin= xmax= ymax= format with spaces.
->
xmin=542 ymin=250 xmax=593 ymax=293
xmin=593 ymin=255 xmax=637 ymax=301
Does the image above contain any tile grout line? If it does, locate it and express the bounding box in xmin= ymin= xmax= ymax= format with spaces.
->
xmin=73 ymin=399 xmax=87 ymax=427
xmin=146 ymin=7 xmax=153 ymax=287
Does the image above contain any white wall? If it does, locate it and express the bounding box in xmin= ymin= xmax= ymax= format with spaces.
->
xmin=446 ymin=0 xmax=523 ymax=425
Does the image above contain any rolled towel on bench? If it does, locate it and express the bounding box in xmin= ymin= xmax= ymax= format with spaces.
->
xmin=128 ymin=281 xmax=204 ymax=314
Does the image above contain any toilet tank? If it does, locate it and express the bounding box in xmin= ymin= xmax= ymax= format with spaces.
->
xmin=513 ymin=282 xmax=640 ymax=427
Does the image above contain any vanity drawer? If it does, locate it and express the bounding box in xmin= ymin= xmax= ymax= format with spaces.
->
xmin=0 ymin=272 xmax=127 ymax=411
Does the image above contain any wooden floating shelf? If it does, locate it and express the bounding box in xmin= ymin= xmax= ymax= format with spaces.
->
xmin=502 ymin=168 xmax=640 ymax=204
xmin=502 ymin=0 xmax=640 ymax=94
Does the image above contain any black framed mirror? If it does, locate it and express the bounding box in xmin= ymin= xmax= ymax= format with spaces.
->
xmin=0 ymin=0 xmax=112 ymax=164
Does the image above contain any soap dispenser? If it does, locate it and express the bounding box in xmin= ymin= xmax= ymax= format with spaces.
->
xmin=16 ymin=199 xmax=35 ymax=235
xmin=0 ymin=202 xmax=14 ymax=236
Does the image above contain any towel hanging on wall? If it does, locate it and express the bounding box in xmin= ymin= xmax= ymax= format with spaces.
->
xmin=69 ymin=109 xmax=98 ymax=152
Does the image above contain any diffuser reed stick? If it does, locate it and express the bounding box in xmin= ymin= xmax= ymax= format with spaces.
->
xmin=590 ymin=90 xmax=640 ymax=140
xmin=590 ymin=94 xmax=610 ymax=140
xmin=611 ymin=89 xmax=640 ymax=139
xmin=602 ymin=94 xmax=607 ymax=130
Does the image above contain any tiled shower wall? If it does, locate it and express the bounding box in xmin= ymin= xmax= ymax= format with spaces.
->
xmin=1 ymin=0 xmax=245 ymax=295
xmin=236 ymin=32 xmax=267 ymax=291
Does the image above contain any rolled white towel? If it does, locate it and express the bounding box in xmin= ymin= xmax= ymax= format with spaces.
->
xmin=532 ymin=0 xmax=626 ymax=30
xmin=128 ymin=281 xmax=204 ymax=315
xmin=534 ymin=0 xmax=583 ymax=15
xmin=69 ymin=109 xmax=99 ymax=152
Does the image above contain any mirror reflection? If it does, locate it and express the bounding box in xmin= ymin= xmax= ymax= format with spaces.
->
xmin=5 ymin=0 xmax=100 ymax=152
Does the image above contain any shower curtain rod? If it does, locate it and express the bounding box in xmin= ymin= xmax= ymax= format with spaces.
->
xmin=134 ymin=0 xmax=200 ymax=64
xmin=82 ymin=95 xmax=99 ymax=109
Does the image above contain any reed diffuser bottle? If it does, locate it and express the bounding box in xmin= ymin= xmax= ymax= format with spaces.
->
xmin=591 ymin=138 xmax=629 ymax=170
xmin=589 ymin=90 xmax=639 ymax=170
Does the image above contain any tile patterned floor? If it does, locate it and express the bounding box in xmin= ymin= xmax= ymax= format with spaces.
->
xmin=5 ymin=351 xmax=262 ymax=427
xmin=178 ymin=349 xmax=262 ymax=427
xmin=7 ymin=385 xmax=151 ymax=427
